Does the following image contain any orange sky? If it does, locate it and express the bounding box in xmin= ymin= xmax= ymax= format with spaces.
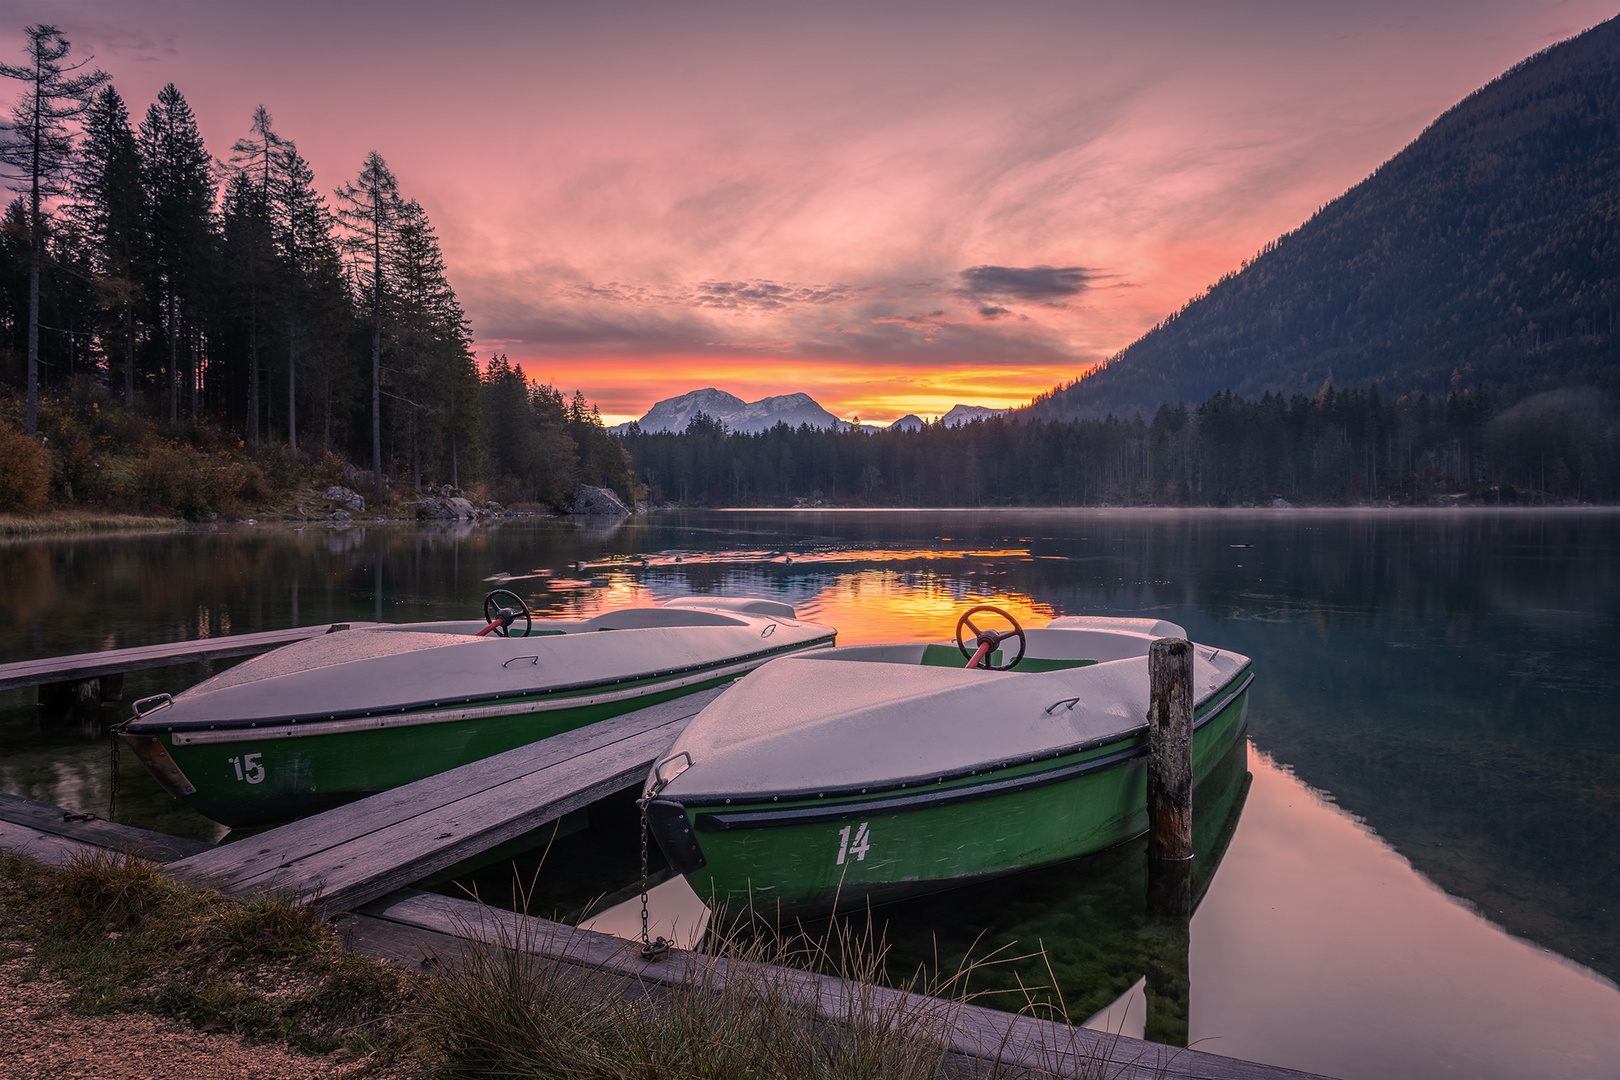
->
xmin=14 ymin=2 xmax=1617 ymax=424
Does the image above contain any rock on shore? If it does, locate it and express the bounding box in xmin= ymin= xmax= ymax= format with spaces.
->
xmin=572 ymin=485 xmax=629 ymax=516
xmin=323 ymin=486 xmax=365 ymax=513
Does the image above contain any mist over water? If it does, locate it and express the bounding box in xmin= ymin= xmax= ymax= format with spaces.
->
xmin=2 ymin=508 xmax=1617 ymax=1078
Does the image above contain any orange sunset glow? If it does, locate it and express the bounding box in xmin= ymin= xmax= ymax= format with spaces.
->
xmin=21 ymin=1 xmax=1617 ymax=425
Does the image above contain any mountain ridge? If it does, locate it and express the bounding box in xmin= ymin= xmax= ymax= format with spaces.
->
xmin=1029 ymin=16 xmax=1620 ymax=421
xmin=613 ymin=389 xmax=1010 ymax=434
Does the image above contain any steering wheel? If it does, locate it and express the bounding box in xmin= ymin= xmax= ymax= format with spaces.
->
xmin=955 ymin=605 xmax=1026 ymax=670
xmin=479 ymin=589 xmax=532 ymax=638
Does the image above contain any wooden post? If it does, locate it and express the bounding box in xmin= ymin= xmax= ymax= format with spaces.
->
xmin=1147 ymin=637 xmax=1194 ymax=863
xmin=70 ymin=678 xmax=102 ymax=723
xmin=1143 ymin=637 xmax=1195 ymax=1047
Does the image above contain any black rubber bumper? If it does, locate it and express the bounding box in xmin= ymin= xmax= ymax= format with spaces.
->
xmin=646 ymin=797 xmax=707 ymax=873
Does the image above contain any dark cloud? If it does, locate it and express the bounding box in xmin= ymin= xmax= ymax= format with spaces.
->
xmin=691 ymin=280 xmax=855 ymax=312
xmin=469 ymin=269 xmax=1084 ymax=371
xmin=562 ymin=278 xmax=856 ymax=313
xmin=958 ymin=264 xmax=1090 ymax=300
xmin=475 ymin=296 xmax=1077 ymax=369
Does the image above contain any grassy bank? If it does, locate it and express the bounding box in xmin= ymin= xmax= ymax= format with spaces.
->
xmin=0 ymin=851 xmax=423 ymax=1072
xmin=0 ymin=511 xmax=187 ymax=538
xmin=0 ymin=390 xmax=498 ymax=528
xmin=4 ymin=852 xmax=1096 ymax=1079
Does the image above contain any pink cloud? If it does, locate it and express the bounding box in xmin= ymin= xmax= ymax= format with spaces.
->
xmin=10 ymin=1 xmax=1615 ymax=423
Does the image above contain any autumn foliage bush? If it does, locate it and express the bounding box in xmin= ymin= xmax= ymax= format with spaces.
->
xmin=129 ymin=435 xmax=247 ymax=518
xmin=0 ymin=417 xmax=50 ymax=510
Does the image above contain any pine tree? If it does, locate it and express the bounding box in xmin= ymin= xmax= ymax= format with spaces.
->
xmin=139 ymin=84 xmax=214 ymax=422
xmin=335 ymin=151 xmax=401 ymax=504
xmin=388 ymin=198 xmax=470 ymax=490
xmin=0 ymin=24 xmax=107 ymax=433
xmin=226 ymin=106 xmax=283 ymax=441
xmin=220 ymin=169 xmax=277 ymax=436
xmin=271 ymin=141 xmax=345 ymax=453
xmin=67 ymin=86 xmax=146 ymax=406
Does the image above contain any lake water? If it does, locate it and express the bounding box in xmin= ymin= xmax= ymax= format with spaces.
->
xmin=2 ymin=509 xmax=1618 ymax=1079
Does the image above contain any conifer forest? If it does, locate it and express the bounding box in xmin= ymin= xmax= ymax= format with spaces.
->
xmin=623 ymin=385 xmax=1619 ymax=508
xmin=0 ymin=24 xmax=634 ymax=515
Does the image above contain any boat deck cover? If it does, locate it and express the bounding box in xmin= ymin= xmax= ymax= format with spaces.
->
xmin=193 ymin=630 xmax=466 ymax=691
xmin=659 ymin=643 xmax=1249 ymax=799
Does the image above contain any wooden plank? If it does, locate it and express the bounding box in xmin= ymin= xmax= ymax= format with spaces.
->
xmin=169 ymin=688 xmax=719 ymax=891
xmin=0 ymin=792 xmax=213 ymax=862
xmin=0 ymin=622 xmax=382 ymax=692
xmin=173 ymin=686 xmax=724 ymax=891
xmin=359 ymin=888 xmax=1336 ymax=1080
xmin=185 ymin=724 xmax=679 ymax=914
xmin=167 ymin=688 xmax=723 ymax=912
xmin=0 ymin=820 xmax=100 ymax=867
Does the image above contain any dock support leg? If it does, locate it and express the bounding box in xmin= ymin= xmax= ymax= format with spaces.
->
xmin=36 ymin=680 xmax=71 ymax=721
xmin=72 ymin=678 xmax=103 ymax=720
xmin=37 ymin=678 xmax=108 ymax=728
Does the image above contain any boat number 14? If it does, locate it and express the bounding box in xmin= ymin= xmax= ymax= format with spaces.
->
xmin=835 ymin=822 xmax=871 ymax=864
xmin=229 ymin=754 xmax=266 ymax=785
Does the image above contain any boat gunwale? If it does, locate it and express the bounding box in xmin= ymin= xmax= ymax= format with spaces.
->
xmin=127 ymin=630 xmax=836 ymax=736
xmin=668 ymin=665 xmax=1254 ymax=814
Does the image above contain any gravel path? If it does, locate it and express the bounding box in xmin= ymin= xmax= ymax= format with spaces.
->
xmin=0 ymin=952 xmax=417 ymax=1080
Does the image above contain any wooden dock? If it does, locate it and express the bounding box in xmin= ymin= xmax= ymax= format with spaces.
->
xmin=0 ymin=792 xmax=1336 ymax=1080
xmin=165 ymin=686 xmax=728 ymax=914
xmin=351 ymin=887 xmax=1338 ymax=1080
xmin=0 ymin=621 xmax=381 ymax=694
xmin=0 ymin=791 xmax=211 ymax=865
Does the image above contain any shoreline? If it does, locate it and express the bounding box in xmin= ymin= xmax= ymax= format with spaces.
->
xmin=5 ymin=501 xmax=1618 ymax=541
xmin=699 ymin=502 xmax=1620 ymax=514
xmin=0 ymin=512 xmax=190 ymax=539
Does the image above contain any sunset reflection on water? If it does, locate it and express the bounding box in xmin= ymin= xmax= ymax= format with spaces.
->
xmin=556 ymin=548 xmax=1056 ymax=645
xmin=787 ymin=570 xmax=1055 ymax=645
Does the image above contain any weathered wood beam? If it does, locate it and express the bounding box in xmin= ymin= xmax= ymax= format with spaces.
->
xmin=0 ymin=792 xmax=212 ymax=863
xmin=167 ymin=687 xmax=725 ymax=914
xmin=356 ymin=888 xmax=1338 ymax=1080
xmin=0 ymin=622 xmax=382 ymax=693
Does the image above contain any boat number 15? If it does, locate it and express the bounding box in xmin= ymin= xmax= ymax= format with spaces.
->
xmin=229 ymin=754 xmax=266 ymax=785
xmin=835 ymin=822 xmax=871 ymax=864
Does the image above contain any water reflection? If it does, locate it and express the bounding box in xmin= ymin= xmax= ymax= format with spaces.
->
xmin=1193 ymin=748 xmax=1620 ymax=1080
xmin=2 ymin=510 xmax=1618 ymax=1077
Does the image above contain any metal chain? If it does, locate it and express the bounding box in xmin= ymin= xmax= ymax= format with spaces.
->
xmin=107 ymin=722 xmax=123 ymax=823
xmin=637 ymin=792 xmax=671 ymax=961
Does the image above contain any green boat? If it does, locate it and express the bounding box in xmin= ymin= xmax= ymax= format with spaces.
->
xmin=121 ymin=594 xmax=835 ymax=827
xmin=644 ymin=607 xmax=1252 ymax=914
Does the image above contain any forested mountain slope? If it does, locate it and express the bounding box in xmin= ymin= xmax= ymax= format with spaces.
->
xmin=1030 ymin=16 xmax=1620 ymax=420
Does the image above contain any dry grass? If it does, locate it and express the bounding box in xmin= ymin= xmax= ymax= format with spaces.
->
xmin=0 ymin=510 xmax=183 ymax=537
xmin=421 ymin=908 xmax=968 ymax=1080
xmin=0 ymin=850 xmax=421 ymax=1068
